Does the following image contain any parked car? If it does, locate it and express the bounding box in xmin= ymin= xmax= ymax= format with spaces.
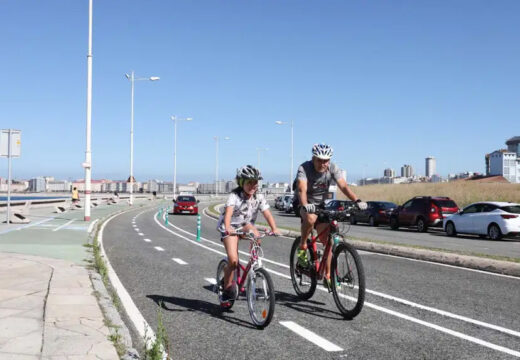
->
xmin=274 ymin=196 xmax=284 ymax=210
xmin=350 ymin=201 xmax=398 ymax=226
xmin=283 ymin=194 xmax=294 ymax=213
xmin=172 ymin=195 xmax=199 ymax=215
xmin=389 ymin=196 xmax=459 ymax=232
xmin=324 ymin=200 xmax=354 ymax=221
xmin=443 ymin=202 xmax=520 ymax=240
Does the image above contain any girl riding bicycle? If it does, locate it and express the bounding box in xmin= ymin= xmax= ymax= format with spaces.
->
xmin=217 ymin=165 xmax=280 ymax=306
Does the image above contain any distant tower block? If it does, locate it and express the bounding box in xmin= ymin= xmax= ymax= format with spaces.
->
xmin=426 ymin=156 xmax=436 ymax=178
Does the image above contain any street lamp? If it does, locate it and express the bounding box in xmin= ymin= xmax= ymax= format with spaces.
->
xmin=125 ymin=71 xmax=160 ymax=205
xmin=256 ymin=147 xmax=269 ymax=169
xmin=275 ymin=120 xmax=294 ymax=193
xmin=171 ymin=116 xmax=193 ymax=200
xmin=214 ymin=136 xmax=230 ymax=196
xmin=83 ymin=0 xmax=93 ymax=221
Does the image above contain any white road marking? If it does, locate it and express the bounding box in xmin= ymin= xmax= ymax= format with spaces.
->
xmin=172 ymin=258 xmax=187 ymax=265
xmin=135 ymin=227 xmax=140 ymax=231
xmin=144 ymin=238 xmax=151 ymax=243
xmin=205 ymin=278 xmax=217 ymax=285
xmin=52 ymin=219 xmax=75 ymax=232
xmin=154 ymin=246 xmax=165 ymax=252
xmin=154 ymin=211 xmax=520 ymax=358
xmin=88 ymin=219 xmax=99 ymax=233
xmin=279 ymin=321 xmax=343 ymax=352
xmin=138 ymin=232 xmax=144 ymax=236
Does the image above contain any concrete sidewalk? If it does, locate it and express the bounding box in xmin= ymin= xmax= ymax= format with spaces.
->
xmin=0 ymin=198 xmax=158 ymax=359
xmin=0 ymin=253 xmax=118 ymax=359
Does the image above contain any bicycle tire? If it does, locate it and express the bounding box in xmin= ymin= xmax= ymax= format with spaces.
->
xmin=247 ymin=267 xmax=275 ymax=329
xmin=331 ymin=241 xmax=365 ymax=319
xmin=216 ymin=259 xmax=235 ymax=310
xmin=289 ymin=236 xmax=317 ymax=300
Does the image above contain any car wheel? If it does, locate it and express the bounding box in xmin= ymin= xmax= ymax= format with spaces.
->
xmin=445 ymin=221 xmax=457 ymax=237
xmin=416 ymin=217 xmax=428 ymax=233
xmin=369 ymin=216 xmax=378 ymax=227
xmin=350 ymin=215 xmax=357 ymax=225
xmin=488 ymin=224 xmax=503 ymax=240
xmin=390 ymin=217 xmax=399 ymax=230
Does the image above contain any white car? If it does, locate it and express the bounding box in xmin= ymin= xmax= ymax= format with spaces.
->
xmin=443 ymin=202 xmax=520 ymax=240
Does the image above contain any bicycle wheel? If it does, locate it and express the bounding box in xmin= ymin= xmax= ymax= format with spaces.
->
xmin=289 ymin=237 xmax=317 ymax=300
xmin=216 ymin=259 xmax=235 ymax=310
xmin=247 ymin=267 xmax=275 ymax=329
xmin=331 ymin=241 xmax=365 ymax=319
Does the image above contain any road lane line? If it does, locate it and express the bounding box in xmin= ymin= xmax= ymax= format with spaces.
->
xmin=144 ymin=239 xmax=151 ymax=243
xmin=138 ymin=233 xmax=144 ymax=236
xmin=154 ymin=211 xmax=520 ymax=357
xmin=172 ymin=258 xmax=187 ymax=265
xmin=52 ymin=219 xmax=75 ymax=232
xmin=154 ymin=246 xmax=164 ymax=252
xmin=279 ymin=321 xmax=343 ymax=352
xmin=135 ymin=227 xmax=140 ymax=231
xmin=205 ymin=278 xmax=217 ymax=285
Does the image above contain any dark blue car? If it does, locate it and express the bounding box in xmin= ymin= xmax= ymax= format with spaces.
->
xmin=350 ymin=201 xmax=398 ymax=226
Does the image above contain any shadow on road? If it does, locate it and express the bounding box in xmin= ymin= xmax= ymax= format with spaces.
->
xmin=147 ymin=294 xmax=257 ymax=329
xmin=274 ymin=290 xmax=346 ymax=321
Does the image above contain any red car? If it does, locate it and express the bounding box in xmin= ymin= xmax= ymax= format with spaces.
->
xmin=173 ymin=195 xmax=199 ymax=215
xmin=390 ymin=196 xmax=459 ymax=232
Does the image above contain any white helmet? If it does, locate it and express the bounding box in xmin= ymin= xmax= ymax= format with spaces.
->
xmin=312 ymin=143 xmax=333 ymax=160
xmin=236 ymin=165 xmax=262 ymax=187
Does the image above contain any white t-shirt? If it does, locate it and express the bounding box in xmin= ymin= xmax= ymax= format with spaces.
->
xmin=217 ymin=191 xmax=270 ymax=231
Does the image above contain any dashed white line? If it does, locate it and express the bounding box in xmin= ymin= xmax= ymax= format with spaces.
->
xmin=138 ymin=233 xmax=144 ymax=236
xmin=172 ymin=258 xmax=188 ymax=265
xmin=279 ymin=321 xmax=343 ymax=352
xmin=205 ymin=278 xmax=217 ymax=285
xmin=144 ymin=239 xmax=151 ymax=243
xmin=52 ymin=219 xmax=75 ymax=232
xmin=154 ymin=246 xmax=164 ymax=252
xmin=135 ymin=227 xmax=140 ymax=231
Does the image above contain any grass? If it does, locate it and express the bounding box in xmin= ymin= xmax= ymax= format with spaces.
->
xmin=143 ymin=304 xmax=170 ymax=360
xmin=337 ymin=181 xmax=520 ymax=208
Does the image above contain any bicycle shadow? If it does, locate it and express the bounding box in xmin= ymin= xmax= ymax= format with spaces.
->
xmin=274 ymin=290 xmax=347 ymax=321
xmin=147 ymin=294 xmax=257 ymax=329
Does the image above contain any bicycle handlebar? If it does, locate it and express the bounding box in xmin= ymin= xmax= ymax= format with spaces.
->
xmin=228 ymin=228 xmax=278 ymax=240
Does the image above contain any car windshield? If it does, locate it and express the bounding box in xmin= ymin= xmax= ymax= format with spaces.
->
xmin=500 ymin=205 xmax=520 ymax=214
xmin=177 ymin=196 xmax=195 ymax=202
xmin=434 ymin=200 xmax=457 ymax=208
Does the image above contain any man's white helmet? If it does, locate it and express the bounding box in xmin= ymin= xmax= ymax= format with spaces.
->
xmin=312 ymin=143 xmax=333 ymax=160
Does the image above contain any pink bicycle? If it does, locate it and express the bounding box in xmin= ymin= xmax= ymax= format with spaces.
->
xmin=215 ymin=229 xmax=276 ymax=329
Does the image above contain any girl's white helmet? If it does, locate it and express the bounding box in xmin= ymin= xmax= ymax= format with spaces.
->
xmin=236 ymin=165 xmax=262 ymax=187
xmin=312 ymin=143 xmax=333 ymax=160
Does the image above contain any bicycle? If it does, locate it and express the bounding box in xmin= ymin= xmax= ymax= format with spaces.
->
xmin=289 ymin=206 xmax=366 ymax=319
xmin=215 ymin=228 xmax=276 ymax=329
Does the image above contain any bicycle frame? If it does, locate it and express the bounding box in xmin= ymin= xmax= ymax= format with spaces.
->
xmin=233 ymin=236 xmax=263 ymax=292
xmin=308 ymin=224 xmax=335 ymax=281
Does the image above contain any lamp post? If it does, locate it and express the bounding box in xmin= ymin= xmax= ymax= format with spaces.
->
xmin=83 ymin=0 xmax=93 ymax=221
xmin=256 ymin=147 xmax=269 ymax=169
xmin=275 ymin=120 xmax=294 ymax=193
xmin=125 ymin=71 xmax=159 ymax=205
xmin=214 ymin=136 xmax=230 ymax=196
xmin=171 ymin=116 xmax=193 ymax=200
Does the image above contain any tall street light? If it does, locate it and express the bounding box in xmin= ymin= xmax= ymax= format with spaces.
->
xmin=125 ymin=71 xmax=160 ymax=205
xmin=171 ymin=116 xmax=193 ymax=199
xmin=83 ymin=0 xmax=93 ymax=221
xmin=256 ymin=147 xmax=269 ymax=169
xmin=214 ymin=136 xmax=230 ymax=196
xmin=275 ymin=120 xmax=294 ymax=193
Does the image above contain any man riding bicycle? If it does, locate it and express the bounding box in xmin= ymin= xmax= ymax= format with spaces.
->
xmin=296 ymin=143 xmax=367 ymax=290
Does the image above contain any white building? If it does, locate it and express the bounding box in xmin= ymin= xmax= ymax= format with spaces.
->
xmin=425 ymin=156 xmax=436 ymax=178
xmin=489 ymin=150 xmax=519 ymax=183
xmin=47 ymin=180 xmax=70 ymax=192
xmin=29 ymin=177 xmax=46 ymax=192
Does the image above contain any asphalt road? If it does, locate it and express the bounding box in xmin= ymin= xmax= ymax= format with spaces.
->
xmin=264 ymin=206 xmax=520 ymax=259
xmin=103 ymin=202 xmax=520 ymax=359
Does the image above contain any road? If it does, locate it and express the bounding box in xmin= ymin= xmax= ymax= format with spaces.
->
xmin=103 ymin=202 xmax=520 ymax=359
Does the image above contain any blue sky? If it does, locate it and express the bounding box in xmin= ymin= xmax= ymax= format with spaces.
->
xmin=1 ymin=0 xmax=519 ymax=184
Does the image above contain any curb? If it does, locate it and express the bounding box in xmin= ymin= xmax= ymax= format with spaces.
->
xmin=204 ymin=205 xmax=520 ymax=277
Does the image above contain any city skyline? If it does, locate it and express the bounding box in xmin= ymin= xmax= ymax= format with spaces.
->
xmin=1 ymin=1 xmax=519 ymax=183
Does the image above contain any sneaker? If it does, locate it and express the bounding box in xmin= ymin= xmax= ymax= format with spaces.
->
xmin=297 ymin=249 xmax=309 ymax=267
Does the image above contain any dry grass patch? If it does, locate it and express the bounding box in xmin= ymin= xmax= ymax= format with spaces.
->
xmin=338 ymin=182 xmax=520 ymax=207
